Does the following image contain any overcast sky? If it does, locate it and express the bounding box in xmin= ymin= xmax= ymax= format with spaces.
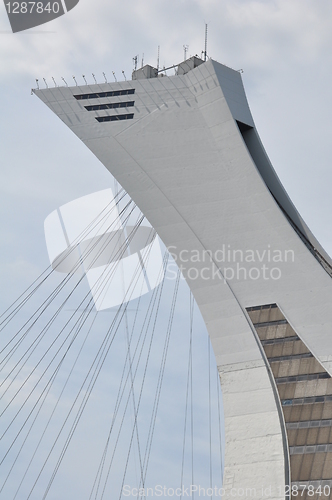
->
xmin=0 ymin=0 xmax=332 ymax=497
xmin=1 ymin=0 xmax=332 ymax=271
xmin=1 ymin=0 xmax=332 ymax=297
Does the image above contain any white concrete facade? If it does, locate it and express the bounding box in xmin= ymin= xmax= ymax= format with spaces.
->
xmin=35 ymin=58 xmax=332 ymax=498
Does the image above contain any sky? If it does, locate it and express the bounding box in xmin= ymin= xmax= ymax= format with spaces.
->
xmin=1 ymin=0 xmax=332 ymax=301
xmin=0 ymin=0 xmax=332 ymax=498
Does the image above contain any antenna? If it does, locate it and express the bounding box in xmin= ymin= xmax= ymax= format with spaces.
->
xmin=92 ymin=73 xmax=97 ymax=84
xmin=61 ymin=77 xmax=68 ymax=86
xmin=112 ymin=71 xmax=117 ymax=82
xmin=43 ymin=78 xmax=48 ymax=88
xmin=141 ymin=53 xmax=144 ymax=68
xmin=183 ymin=44 xmax=189 ymax=61
xmin=133 ymin=55 xmax=138 ymax=71
xmin=122 ymin=70 xmax=127 ymax=81
xmin=82 ymin=74 xmax=87 ymax=84
xmin=157 ymin=45 xmax=160 ymax=71
xmin=52 ymin=77 xmax=57 ymax=87
xmin=73 ymin=76 xmax=77 ymax=86
xmin=35 ymin=79 xmax=39 ymax=89
xmin=103 ymin=72 xmax=107 ymax=83
xmin=204 ymin=23 xmax=208 ymax=61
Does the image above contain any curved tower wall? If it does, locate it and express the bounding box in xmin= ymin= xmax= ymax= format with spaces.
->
xmin=35 ymin=58 xmax=332 ymax=498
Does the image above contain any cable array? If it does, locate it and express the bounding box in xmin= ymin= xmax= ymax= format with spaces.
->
xmin=0 ymin=190 xmax=224 ymax=499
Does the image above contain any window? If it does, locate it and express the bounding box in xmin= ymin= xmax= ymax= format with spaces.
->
xmin=96 ymin=113 xmax=134 ymax=123
xmin=74 ymin=89 xmax=135 ymax=100
xmin=85 ymin=101 xmax=134 ymax=111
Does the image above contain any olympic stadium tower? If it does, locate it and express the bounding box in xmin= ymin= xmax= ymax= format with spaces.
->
xmin=34 ymin=56 xmax=332 ymax=499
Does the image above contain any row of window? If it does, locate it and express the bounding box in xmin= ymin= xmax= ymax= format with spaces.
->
xmin=253 ymin=319 xmax=288 ymax=328
xmin=275 ymin=372 xmax=330 ymax=384
xmin=269 ymin=352 xmax=313 ymax=363
xmin=287 ymin=419 xmax=332 ymax=429
xmin=261 ymin=335 xmax=299 ymax=346
xmin=74 ymin=89 xmax=135 ymax=100
xmin=96 ymin=113 xmax=134 ymax=123
xmin=290 ymin=444 xmax=332 ymax=454
xmin=282 ymin=394 xmax=332 ymax=406
xmin=246 ymin=303 xmax=278 ymax=312
xmin=85 ymin=101 xmax=135 ymax=111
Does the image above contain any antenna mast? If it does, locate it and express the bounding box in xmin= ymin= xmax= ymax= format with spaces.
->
xmin=204 ymin=23 xmax=208 ymax=61
xmin=157 ymin=45 xmax=160 ymax=71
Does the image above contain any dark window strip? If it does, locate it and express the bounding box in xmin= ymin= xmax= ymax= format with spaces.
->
xmin=254 ymin=319 xmax=288 ymax=328
xmin=74 ymin=89 xmax=135 ymax=100
xmin=85 ymin=101 xmax=135 ymax=111
xmin=96 ymin=113 xmax=134 ymax=123
xmin=268 ymin=352 xmax=312 ymax=362
xmin=246 ymin=303 xmax=277 ymax=312
xmin=261 ymin=336 xmax=299 ymax=346
xmin=282 ymin=395 xmax=332 ymax=406
xmin=287 ymin=419 xmax=332 ymax=429
xmin=276 ymin=372 xmax=330 ymax=384
xmin=290 ymin=444 xmax=332 ymax=454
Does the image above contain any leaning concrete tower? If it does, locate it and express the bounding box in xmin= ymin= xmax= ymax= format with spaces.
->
xmin=34 ymin=56 xmax=332 ymax=499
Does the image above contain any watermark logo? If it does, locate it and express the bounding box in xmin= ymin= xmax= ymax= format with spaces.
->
xmin=3 ymin=0 xmax=79 ymax=33
xmin=44 ymin=189 xmax=164 ymax=311
xmin=122 ymin=484 xmax=331 ymax=498
xmin=166 ymin=245 xmax=295 ymax=283
xmin=44 ymin=188 xmax=295 ymax=310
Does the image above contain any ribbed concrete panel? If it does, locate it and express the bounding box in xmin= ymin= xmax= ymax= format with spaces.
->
xmin=248 ymin=304 xmax=332 ymax=499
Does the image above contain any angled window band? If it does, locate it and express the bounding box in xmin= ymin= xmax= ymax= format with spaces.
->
xmin=85 ymin=101 xmax=135 ymax=111
xmin=96 ymin=114 xmax=134 ymax=123
xmin=74 ymin=89 xmax=135 ymax=100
